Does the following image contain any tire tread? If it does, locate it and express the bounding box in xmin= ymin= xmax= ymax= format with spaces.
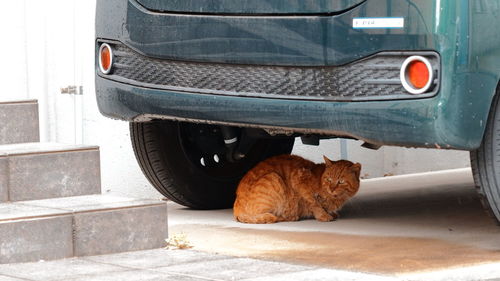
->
xmin=470 ymin=87 xmax=500 ymax=224
xmin=130 ymin=122 xmax=193 ymax=207
xmin=130 ymin=121 xmax=294 ymax=209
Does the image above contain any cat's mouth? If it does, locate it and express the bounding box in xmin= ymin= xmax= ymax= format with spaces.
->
xmin=328 ymin=185 xmax=339 ymax=194
xmin=330 ymin=189 xmax=351 ymax=199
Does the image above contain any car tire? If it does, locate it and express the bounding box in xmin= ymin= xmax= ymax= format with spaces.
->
xmin=130 ymin=120 xmax=294 ymax=209
xmin=470 ymin=89 xmax=500 ymax=225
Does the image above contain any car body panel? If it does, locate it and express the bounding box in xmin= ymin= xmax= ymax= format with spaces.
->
xmin=135 ymin=0 xmax=366 ymax=15
xmin=107 ymin=0 xmax=435 ymax=66
xmin=95 ymin=0 xmax=500 ymax=150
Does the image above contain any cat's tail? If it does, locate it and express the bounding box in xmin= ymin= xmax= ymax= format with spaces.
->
xmin=234 ymin=213 xmax=282 ymax=224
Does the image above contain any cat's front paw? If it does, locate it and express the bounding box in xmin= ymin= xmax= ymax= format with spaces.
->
xmin=330 ymin=211 xmax=339 ymax=220
xmin=315 ymin=213 xmax=334 ymax=222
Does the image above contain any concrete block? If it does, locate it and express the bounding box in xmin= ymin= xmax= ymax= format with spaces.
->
xmin=0 ymin=100 xmax=39 ymax=145
xmin=65 ymin=270 xmax=202 ymax=281
xmin=86 ymin=249 xmax=226 ymax=269
xmin=156 ymin=257 xmax=309 ymax=280
xmin=0 ymin=196 xmax=168 ymax=264
xmin=246 ymin=269 xmax=395 ymax=281
xmin=1 ymin=143 xmax=101 ymax=201
xmin=0 ymin=216 xmax=73 ymax=264
xmin=0 ymin=258 xmax=124 ymax=281
xmin=73 ymin=204 xmax=168 ymax=256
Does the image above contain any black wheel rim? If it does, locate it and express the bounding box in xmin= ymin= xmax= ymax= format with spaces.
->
xmin=177 ymin=122 xmax=266 ymax=181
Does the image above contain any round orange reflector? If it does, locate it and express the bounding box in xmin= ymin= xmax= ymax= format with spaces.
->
xmin=400 ymin=56 xmax=433 ymax=95
xmin=407 ymin=60 xmax=429 ymax=89
xmin=99 ymin=43 xmax=113 ymax=74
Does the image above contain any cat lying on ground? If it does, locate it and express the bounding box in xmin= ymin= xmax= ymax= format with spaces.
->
xmin=233 ymin=155 xmax=361 ymax=224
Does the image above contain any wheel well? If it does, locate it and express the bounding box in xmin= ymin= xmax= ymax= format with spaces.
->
xmin=479 ymin=80 xmax=500 ymax=146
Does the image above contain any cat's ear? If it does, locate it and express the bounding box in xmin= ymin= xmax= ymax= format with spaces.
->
xmin=323 ymin=155 xmax=334 ymax=166
xmin=351 ymin=163 xmax=362 ymax=178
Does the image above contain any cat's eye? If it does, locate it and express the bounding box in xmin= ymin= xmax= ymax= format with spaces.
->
xmin=338 ymin=179 xmax=345 ymax=184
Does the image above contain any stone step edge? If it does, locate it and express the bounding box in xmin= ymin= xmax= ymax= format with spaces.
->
xmin=0 ymin=147 xmax=100 ymax=158
xmin=0 ymin=202 xmax=167 ymax=223
xmin=0 ymin=195 xmax=168 ymax=223
xmin=0 ymin=100 xmax=37 ymax=105
xmin=0 ymin=143 xmax=99 ymax=157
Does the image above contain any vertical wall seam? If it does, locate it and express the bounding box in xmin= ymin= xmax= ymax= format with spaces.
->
xmin=22 ymin=0 xmax=30 ymax=100
xmin=6 ymin=156 xmax=11 ymax=202
xmin=71 ymin=213 xmax=76 ymax=258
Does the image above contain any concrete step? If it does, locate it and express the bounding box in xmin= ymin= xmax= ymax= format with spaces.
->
xmin=0 ymin=195 xmax=168 ymax=264
xmin=0 ymin=143 xmax=101 ymax=202
xmin=0 ymin=100 xmax=39 ymax=145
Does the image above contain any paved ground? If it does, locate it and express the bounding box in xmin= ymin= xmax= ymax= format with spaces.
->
xmin=2 ymin=168 xmax=500 ymax=281
xmin=168 ymin=168 xmax=500 ymax=280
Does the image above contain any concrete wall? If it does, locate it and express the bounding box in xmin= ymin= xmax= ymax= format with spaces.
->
xmin=0 ymin=0 xmax=471 ymax=200
xmin=292 ymin=140 xmax=470 ymax=179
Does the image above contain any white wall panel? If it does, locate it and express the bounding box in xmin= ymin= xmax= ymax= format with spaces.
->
xmin=0 ymin=1 xmax=29 ymax=101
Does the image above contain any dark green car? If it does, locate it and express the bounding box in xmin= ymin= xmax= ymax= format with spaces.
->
xmin=95 ymin=0 xmax=500 ymax=222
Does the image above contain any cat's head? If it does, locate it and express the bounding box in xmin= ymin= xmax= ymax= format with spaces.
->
xmin=321 ymin=156 xmax=361 ymax=199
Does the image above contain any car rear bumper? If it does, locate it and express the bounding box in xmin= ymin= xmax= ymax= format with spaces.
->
xmin=100 ymin=41 xmax=440 ymax=102
xmin=96 ymin=0 xmax=499 ymax=151
xmin=97 ymin=75 xmax=481 ymax=150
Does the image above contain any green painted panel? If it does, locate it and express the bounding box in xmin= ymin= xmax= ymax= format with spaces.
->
xmin=95 ymin=0 xmax=500 ymax=150
xmin=135 ymin=0 xmax=365 ymax=14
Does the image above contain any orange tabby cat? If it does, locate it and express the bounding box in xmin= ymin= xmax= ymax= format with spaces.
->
xmin=233 ymin=154 xmax=361 ymax=224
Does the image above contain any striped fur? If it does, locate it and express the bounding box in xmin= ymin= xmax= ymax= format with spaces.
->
xmin=233 ymin=155 xmax=361 ymax=224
